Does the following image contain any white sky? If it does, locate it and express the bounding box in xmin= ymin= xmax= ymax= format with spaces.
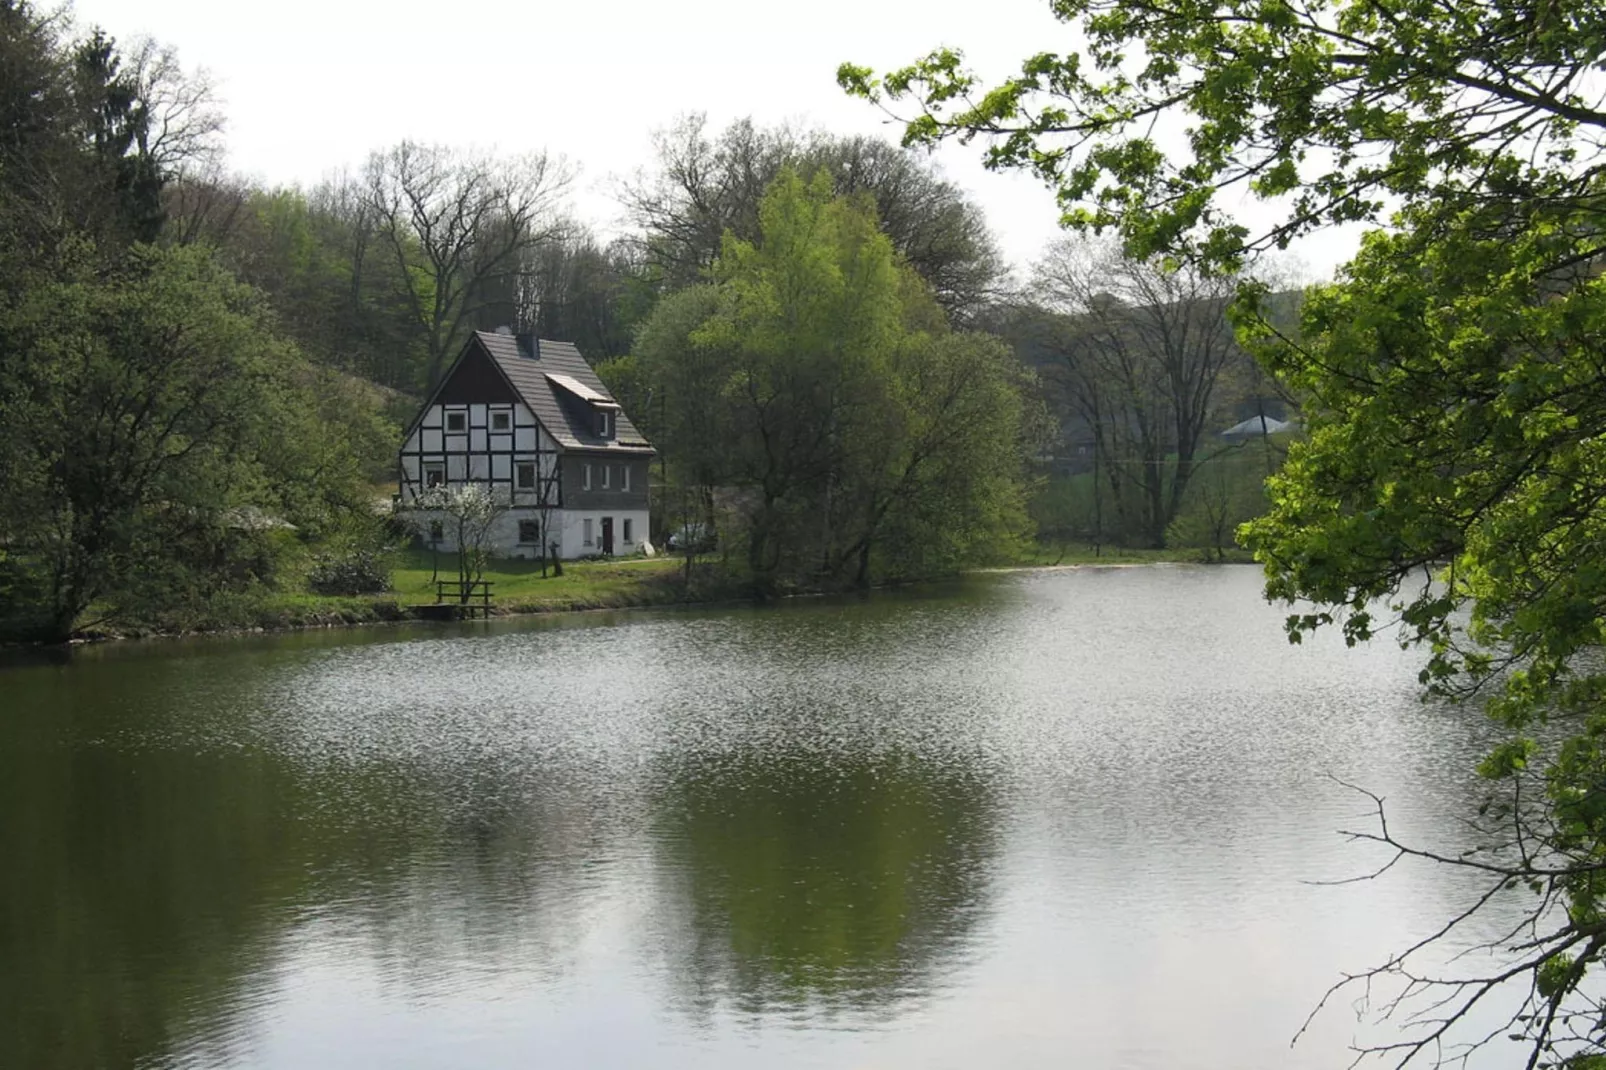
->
xmin=76 ymin=0 xmax=1358 ymax=282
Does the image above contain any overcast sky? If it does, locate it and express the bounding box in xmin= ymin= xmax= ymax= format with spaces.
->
xmin=77 ymin=0 xmax=1357 ymax=281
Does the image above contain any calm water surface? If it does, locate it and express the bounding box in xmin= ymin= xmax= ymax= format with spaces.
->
xmin=1 ymin=566 xmax=1524 ymax=1068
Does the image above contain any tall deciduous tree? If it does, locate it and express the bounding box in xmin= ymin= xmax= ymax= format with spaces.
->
xmin=1031 ymin=240 xmax=1245 ymax=547
xmin=622 ymin=115 xmax=1004 ymax=322
xmin=636 ymin=170 xmax=1034 ymax=591
xmin=362 ymin=141 xmax=569 ymax=390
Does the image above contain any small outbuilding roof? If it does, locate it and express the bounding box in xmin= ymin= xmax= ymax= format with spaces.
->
xmin=1220 ymin=415 xmax=1293 ymax=438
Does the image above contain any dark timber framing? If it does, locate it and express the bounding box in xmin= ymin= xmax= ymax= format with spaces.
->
xmin=397 ymin=331 xmax=654 ymax=559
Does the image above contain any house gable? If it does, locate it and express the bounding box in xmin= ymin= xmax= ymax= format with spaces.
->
xmin=435 ymin=343 xmax=520 ymax=406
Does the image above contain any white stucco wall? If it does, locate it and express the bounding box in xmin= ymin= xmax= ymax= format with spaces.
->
xmin=555 ymin=509 xmax=651 ymax=558
xmin=402 ymin=507 xmax=651 ymax=561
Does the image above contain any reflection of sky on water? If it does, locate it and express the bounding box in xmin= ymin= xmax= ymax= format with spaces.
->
xmin=0 ymin=566 xmax=1527 ymax=1069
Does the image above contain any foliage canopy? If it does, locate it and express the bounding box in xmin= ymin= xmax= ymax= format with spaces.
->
xmin=635 ymin=171 xmax=1037 ymax=591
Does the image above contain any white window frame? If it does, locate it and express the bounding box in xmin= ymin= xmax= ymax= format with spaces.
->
xmin=491 ymin=411 xmax=511 ymax=431
xmin=583 ymin=463 xmax=592 ymax=491
xmin=602 ymin=464 xmax=611 ymax=490
xmin=622 ymin=464 xmax=631 ymax=492
xmin=583 ymin=519 xmax=594 ymax=547
xmin=445 ymin=411 xmax=466 ymax=432
xmin=596 ymin=410 xmax=612 ymax=438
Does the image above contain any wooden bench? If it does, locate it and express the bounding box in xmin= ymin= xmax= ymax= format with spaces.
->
xmin=410 ymin=579 xmax=496 ymax=620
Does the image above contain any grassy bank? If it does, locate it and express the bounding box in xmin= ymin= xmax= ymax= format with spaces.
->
xmin=59 ymin=542 xmax=1251 ymax=643
xmin=388 ymin=549 xmax=719 ymax=613
xmin=67 ymin=551 xmax=727 ymax=641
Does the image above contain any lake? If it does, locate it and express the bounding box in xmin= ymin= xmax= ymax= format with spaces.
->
xmin=0 ymin=565 xmax=1528 ymax=1068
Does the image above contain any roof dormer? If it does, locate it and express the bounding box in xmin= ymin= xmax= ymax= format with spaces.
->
xmin=545 ymin=371 xmax=621 ymax=440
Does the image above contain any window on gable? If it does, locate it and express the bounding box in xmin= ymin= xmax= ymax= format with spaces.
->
xmin=446 ymin=411 xmax=466 ymax=432
xmin=516 ymin=463 xmax=536 ymax=490
xmin=492 ymin=411 xmax=511 ymax=431
xmin=423 ymin=463 xmax=445 ymax=488
xmin=518 ymin=520 xmax=539 ymax=544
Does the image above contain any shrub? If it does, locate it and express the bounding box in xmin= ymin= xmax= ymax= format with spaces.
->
xmin=306 ymin=548 xmax=391 ymax=595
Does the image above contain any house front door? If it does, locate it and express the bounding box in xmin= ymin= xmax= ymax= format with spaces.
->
xmin=601 ymin=516 xmax=614 ymax=555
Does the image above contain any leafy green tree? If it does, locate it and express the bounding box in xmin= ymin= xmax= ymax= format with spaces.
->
xmin=1239 ymin=198 xmax=1606 ymax=1068
xmin=0 ymin=243 xmax=376 ymax=641
xmin=846 ymin=1 xmax=1606 ymax=1063
xmin=839 ymin=0 xmax=1606 ymax=272
xmin=635 ymin=170 xmax=1034 ymax=591
xmin=71 ymin=29 xmax=163 ymax=243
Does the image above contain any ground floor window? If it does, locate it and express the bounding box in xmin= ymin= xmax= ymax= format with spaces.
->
xmin=518 ymin=520 xmax=539 ymax=544
xmin=429 ymin=520 xmax=444 ymax=542
xmin=583 ymin=518 xmax=594 ymax=546
xmin=623 ymin=518 xmax=633 ymax=543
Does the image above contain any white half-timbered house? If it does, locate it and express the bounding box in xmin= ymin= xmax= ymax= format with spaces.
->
xmin=397 ymin=329 xmax=654 ymax=559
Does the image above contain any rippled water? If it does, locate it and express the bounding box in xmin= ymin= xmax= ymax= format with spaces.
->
xmin=0 ymin=566 xmax=1526 ymax=1068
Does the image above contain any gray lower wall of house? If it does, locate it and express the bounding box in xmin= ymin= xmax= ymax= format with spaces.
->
xmin=562 ymin=454 xmax=650 ymax=511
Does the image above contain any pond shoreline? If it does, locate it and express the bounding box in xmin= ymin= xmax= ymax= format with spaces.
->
xmin=10 ymin=551 xmax=1247 ymax=651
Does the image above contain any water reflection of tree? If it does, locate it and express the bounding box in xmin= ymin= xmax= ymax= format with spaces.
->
xmin=0 ymin=697 xmax=625 ymax=1070
xmin=650 ymin=753 xmax=1000 ymax=1021
xmin=0 ymin=742 xmax=308 ymax=1069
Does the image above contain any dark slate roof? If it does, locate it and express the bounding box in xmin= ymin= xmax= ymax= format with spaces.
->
xmin=475 ymin=331 xmax=654 ymax=454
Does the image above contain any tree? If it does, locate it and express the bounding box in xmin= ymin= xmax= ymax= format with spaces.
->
xmin=120 ymin=36 xmax=222 ymax=178
xmin=0 ymin=243 xmax=371 ymax=641
xmin=621 ymin=115 xmax=1005 ymax=322
xmin=1030 ymin=240 xmax=1245 ymax=547
xmin=839 ymin=0 xmax=1606 ymax=273
xmin=480 ymin=228 xmax=654 ymax=360
xmin=1238 ymin=205 xmax=1606 ymax=1066
xmin=845 ymin=2 xmax=1606 ymax=1064
xmin=413 ymin=484 xmax=505 ymax=602
xmin=362 ymin=142 xmax=569 ymax=390
xmin=634 ymin=170 xmax=1033 ymax=593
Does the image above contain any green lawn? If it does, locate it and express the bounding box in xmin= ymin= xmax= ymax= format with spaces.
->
xmin=389 ymin=548 xmax=697 ymax=613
